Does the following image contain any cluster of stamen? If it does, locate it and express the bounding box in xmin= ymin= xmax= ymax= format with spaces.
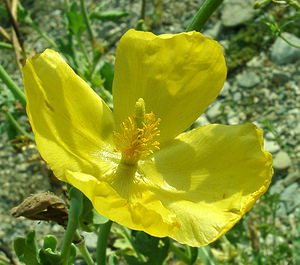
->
xmin=114 ymin=99 xmax=161 ymax=165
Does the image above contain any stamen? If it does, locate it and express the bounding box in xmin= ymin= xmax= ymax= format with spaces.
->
xmin=114 ymin=99 xmax=161 ymax=165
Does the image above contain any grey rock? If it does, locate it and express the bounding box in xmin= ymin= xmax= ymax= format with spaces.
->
xmin=270 ymin=179 xmax=285 ymax=195
xmin=281 ymin=183 xmax=300 ymax=213
xmin=265 ymin=131 xmax=276 ymax=140
xmin=206 ymin=101 xmax=222 ymax=120
xmin=220 ymin=81 xmax=230 ymax=97
xmin=233 ymin=92 xmax=242 ymax=101
xmin=294 ymin=123 xmax=300 ymax=135
xmin=283 ymin=172 xmax=300 ymax=186
xmin=270 ymin=32 xmax=300 ymax=65
xmin=264 ymin=140 xmax=280 ymax=153
xmin=221 ymin=0 xmax=255 ymax=27
xmin=272 ymin=71 xmax=290 ymax=84
xmin=204 ymin=21 xmax=222 ymax=39
xmin=237 ymin=71 xmax=260 ymax=88
xmin=273 ymin=151 xmax=292 ymax=170
xmin=82 ymin=232 xmax=98 ymax=250
xmin=193 ymin=115 xmax=210 ymax=127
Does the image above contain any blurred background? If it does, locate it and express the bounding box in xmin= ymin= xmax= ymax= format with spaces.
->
xmin=0 ymin=0 xmax=299 ymax=264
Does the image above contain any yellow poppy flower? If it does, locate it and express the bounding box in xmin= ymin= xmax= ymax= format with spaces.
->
xmin=22 ymin=29 xmax=273 ymax=247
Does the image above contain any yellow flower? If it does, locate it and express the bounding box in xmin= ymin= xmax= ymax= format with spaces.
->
xmin=22 ymin=29 xmax=273 ymax=247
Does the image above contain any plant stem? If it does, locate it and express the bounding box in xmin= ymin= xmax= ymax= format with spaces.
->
xmin=79 ymin=0 xmax=95 ymax=46
xmin=280 ymin=33 xmax=300 ymax=49
xmin=186 ymin=0 xmax=224 ymax=31
xmin=74 ymin=231 xmax=94 ymax=265
xmin=76 ymin=34 xmax=92 ymax=67
xmin=0 ymin=65 xmax=26 ymax=106
xmin=0 ymin=41 xmax=13 ymax=49
xmin=60 ymin=188 xmax=83 ymax=265
xmin=169 ymin=242 xmax=190 ymax=264
xmin=96 ymin=220 xmax=113 ymax=265
xmin=5 ymin=111 xmax=34 ymax=140
xmin=31 ymin=23 xmax=58 ymax=48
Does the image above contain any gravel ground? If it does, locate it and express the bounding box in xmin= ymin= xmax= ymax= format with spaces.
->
xmin=0 ymin=0 xmax=299 ymax=263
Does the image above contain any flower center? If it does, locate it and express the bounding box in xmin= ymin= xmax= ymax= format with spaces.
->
xmin=114 ymin=98 xmax=161 ymax=165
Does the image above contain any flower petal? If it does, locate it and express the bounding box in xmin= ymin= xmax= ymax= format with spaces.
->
xmin=113 ymin=29 xmax=226 ymax=144
xmin=65 ymin=170 xmax=180 ymax=237
xmin=139 ymin=123 xmax=273 ymax=246
xmin=23 ymin=49 xmax=115 ymax=180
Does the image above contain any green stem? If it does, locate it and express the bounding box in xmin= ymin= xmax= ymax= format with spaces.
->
xmin=120 ymin=227 xmax=145 ymax=262
xmin=0 ymin=65 xmax=26 ymax=107
xmin=169 ymin=242 xmax=190 ymax=264
xmin=31 ymin=23 xmax=58 ymax=48
xmin=74 ymin=231 xmax=94 ymax=265
xmin=186 ymin=0 xmax=224 ymax=31
xmin=76 ymin=34 xmax=92 ymax=66
xmin=0 ymin=41 xmax=13 ymax=49
xmin=96 ymin=220 xmax=113 ymax=265
xmin=60 ymin=188 xmax=83 ymax=265
xmin=280 ymin=33 xmax=300 ymax=49
xmin=6 ymin=111 xmax=34 ymax=140
xmin=79 ymin=0 xmax=95 ymax=46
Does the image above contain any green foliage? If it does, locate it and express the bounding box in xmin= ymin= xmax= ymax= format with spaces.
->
xmin=14 ymin=231 xmax=39 ymax=265
xmin=225 ymin=22 xmax=272 ymax=71
xmin=124 ymin=231 xmax=169 ymax=265
xmin=100 ymin=62 xmax=114 ymax=93
xmin=66 ymin=3 xmax=86 ymax=35
xmin=13 ymin=231 xmax=77 ymax=265
xmin=89 ymin=10 xmax=129 ymax=21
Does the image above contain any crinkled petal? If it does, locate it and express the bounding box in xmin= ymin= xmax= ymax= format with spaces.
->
xmin=113 ymin=29 xmax=226 ymax=144
xmin=65 ymin=170 xmax=180 ymax=237
xmin=23 ymin=49 xmax=115 ymax=180
xmin=138 ymin=123 xmax=273 ymax=246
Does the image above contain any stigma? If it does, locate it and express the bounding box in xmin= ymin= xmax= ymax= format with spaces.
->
xmin=114 ymin=98 xmax=161 ymax=165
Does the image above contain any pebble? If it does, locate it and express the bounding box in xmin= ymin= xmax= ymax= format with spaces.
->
xmin=237 ymin=71 xmax=260 ymax=88
xmin=270 ymin=179 xmax=285 ymax=195
xmin=273 ymin=151 xmax=292 ymax=170
xmin=280 ymin=183 xmax=300 ymax=213
xmin=221 ymin=0 xmax=255 ymax=27
xmin=283 ymin=172 xmax=300 ymax=186
xmin=206 ymin=101 xmax=222 ymax=120
xmin=264 ymin=140 xmax=280 ymax=153
xmin=272 ymin=71 xmax=290 ymax=85
xmin=219 ymin=81 xmax=230 ymax=97
xmin=204 ymin=21 xmax=221 ymax=39
xmin=193 ymin=115 xmax=210 ymax=127
xmin=270 ymin=32 xmax=300 ymax=65
xmin=295 ymin=123 xmax=300 ymax=135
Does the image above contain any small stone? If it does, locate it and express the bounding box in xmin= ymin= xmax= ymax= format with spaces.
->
xmin=295 ymin=123 xmax=300 ymax=135
xmin=281 ymin=183 xmax=300 ymax=213
xmin=193 ymin=115 xmax=210 ymax=127
xmin=206 ymin=101 xmax=222 ymax=120
xmin=82 ymin=232 xmax=98 ymax=250
xmin=237 ymin=71 xmax=260 ymax=88
xmin=221 ymin=0 xmax=255 ymax=27
xmin=265 ymin=132 xmax=276 ymax=140
xmin=270 ymin=179 xmax=285 ymax=195
xmin=204 ymin=21 xmax=221 ymax=39
xmin=233 ymin=92 xmax=242 ymax=101
xmin=264 ymin=140 xmax=280 ymax=153
xmin=283 ymin=172 xmax=300 ymax=187
xmin=273 ymin=151 xmax=292 ymax=170
xmin=219 ymin=81 xmax=230 ymax=97
xmin=272 ymin=71 xmax=290 ymax=85
xmin=270 ymin=32 xmax=300 ymax=65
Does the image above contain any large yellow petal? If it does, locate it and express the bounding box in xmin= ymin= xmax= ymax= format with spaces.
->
xmin=65 ymin=170 xmax=180 ymax=237
xmin=23 ymin=49 xmax=115 ymax=180
xmin=139 ymin=123 xmax=273 ymax=246
xmin=113 ymin=29 xmax=226 ymax=144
